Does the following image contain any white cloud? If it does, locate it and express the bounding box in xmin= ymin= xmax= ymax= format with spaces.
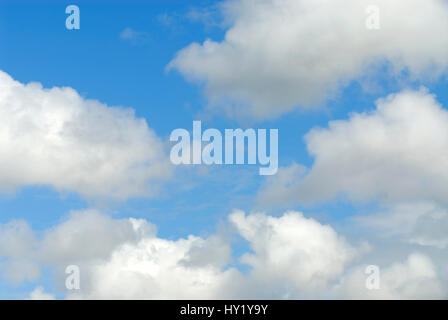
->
xmin=169 ymin=0 xmax=448 ymax=120
xmin=229 ymin=210 xmax=357 ymax=297
xmin=28 ymin=286 xmax=55 ymax=300
xmin=1 ymin=259 xmax=41 ymax=284
xmin=336 ymin=253 xmax=446 ymax=299
xmin=355 ymin=202 xmax=448 ymax=249
xmin=410 ymin=212 xmax=448 ymax=249
xmin=0 ymin=219 xmax=35 ymax=259
xmin=0 ymin=70 xmax=171 ymax=199
xmin=256 ymin=162 xmax=308 ymax=209
xmin=119 ymin=28 xmax=150 ymax=44
xmin=67 ymin=234 xmax=240 ymax=299
xmin=0 ymin=219 xmax=40 ymax=284
xmin=1 ymin=209 xmax=445 ymax=299
xmin=258 ymin=88 xmax=448 ymax=254
xmin=259 ymin=89 xmax=448 ymax=206
xmin=39 ymin=210 xmax=157 ymax=264
xmin=72 ymin=210 xmax=358 ymax=299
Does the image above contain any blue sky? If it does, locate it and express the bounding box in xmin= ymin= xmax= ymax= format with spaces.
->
xmin=0 ymin=0 xmax=448 ymax=299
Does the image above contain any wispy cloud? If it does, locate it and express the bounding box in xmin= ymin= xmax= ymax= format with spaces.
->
xmin=119 ymin=27 xmax=150 ymax=45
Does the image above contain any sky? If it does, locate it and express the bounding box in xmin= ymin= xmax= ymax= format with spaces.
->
xmin=0 ymin=0 xmax=448 ymax=299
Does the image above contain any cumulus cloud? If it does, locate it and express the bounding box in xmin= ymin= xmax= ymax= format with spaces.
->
xmin=0 ymin=220 xmax=40 ymax=283
xmin=68 ymin=233 xmax=240 ymax=299
xmin=0 ymin=70 xmax=171 ymax=199
xmin=258 ymin=88 xmax=448 ymax=255
xmin=0 ymin=210 xmax=240 ymax=299
xmin=28 ymin=286 xmax=55 ymax=300
xmin=71 ymin=210 xmax=358 ymax=299
xmin=0 ymin=209 xmax=445 ymax=299
xmin=257 ymin=162 xmax=308 ymax=209
xmin=39 ymin=210 xmax=157 ymax=264
xmin=259 ymin=89 xmax=448 ymax=206
xmin=168 ymin=0 xmax=448 ymax=120
xmin=229 ymin=210 xmax=356 ymax=297
xmin=336 ymin=253 xmax=446 ymax=299
xmin=2 ymin=259 xmax=41 ymax=284
xmin=355 ymin=202 xmax=448 ymax=249
xmin=0 ymin=219 xmax=35 ymax=259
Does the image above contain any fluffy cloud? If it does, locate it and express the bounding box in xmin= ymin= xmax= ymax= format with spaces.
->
xmin=355 ymin=202 xmax=448 ymax=249
xmin=0 ymin=210 xmax=239 ymax=299
xmin=68 ymin=233 xmax=240 ymax=299
xmin=229 ymin=210 xmax=356 ymax=297
xmin=1 ymin=209 xmax=445 ymax=299
xmin=38 ymin=210 xmax=157 ymax=264
xmin=259 ymin=89 xmax=448 ymax=206
xmin=0 ymin=220 xmax=40 ymax=284
xmin=258 ymin=88 xmax=448 ymax=259
xmin=0 ymin=71 xmax=171 ymax=199
xmin=28 ymin=286 xmax=55 ymax=300
xmin=0 ymin=219 xmax=35 ymax=259
xmin=257 ymin=162 xmax=308 ymax=209
xmin=336 ymin=253 xmax=446 ymax=299
xmin=169 ymin=0 xmax=448 ymax=120
xmin=74 ymin=210 xmax=358 ymax=299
